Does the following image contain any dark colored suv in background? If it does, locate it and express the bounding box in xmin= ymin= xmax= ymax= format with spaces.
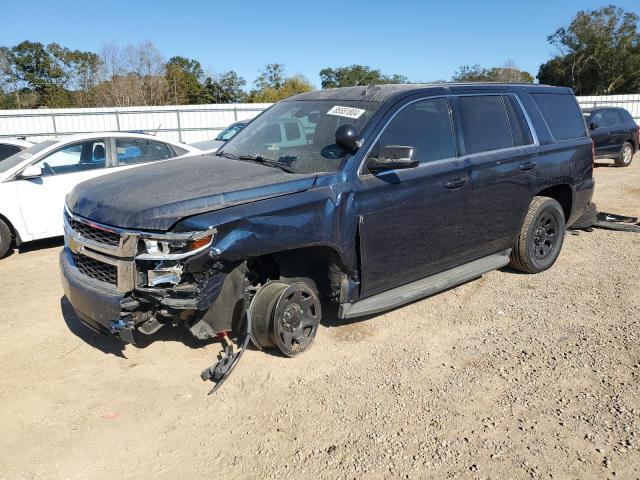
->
xmin=583 ymin=107 xmax=639 ymax=167
xmin=60 ymin=83 xmax=594 ymax=359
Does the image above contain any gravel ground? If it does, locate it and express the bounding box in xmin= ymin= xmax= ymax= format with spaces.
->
xmin=1 ymin=156 xmax=639 ymax=480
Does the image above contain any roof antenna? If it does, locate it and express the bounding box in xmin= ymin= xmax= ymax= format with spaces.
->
xmin=362 ymin=83 xmax=380 ymax=96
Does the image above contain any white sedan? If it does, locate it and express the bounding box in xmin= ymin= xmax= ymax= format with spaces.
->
xmin=0 ymin=132 xmax=202 ymax=258
xmin=0 ymin=138 xmax=33 ymax=161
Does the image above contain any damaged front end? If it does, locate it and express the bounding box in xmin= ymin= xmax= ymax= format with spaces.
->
xmin=61 ymin=207 xmax=240 ymax=345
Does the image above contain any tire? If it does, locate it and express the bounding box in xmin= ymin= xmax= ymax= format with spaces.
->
xmin=0 ymin=219 xmax=13 ymax=259
xmin=569 ymin=202 xmax=597 ymax=230
xmin=509 ymin=196 xmax=566 ymax=274
xmin=615 ymin=141 xmax=634 ymax=167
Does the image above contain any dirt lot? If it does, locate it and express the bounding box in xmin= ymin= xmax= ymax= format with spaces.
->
xmin=1 ymin=156 xmax=639 ymax=480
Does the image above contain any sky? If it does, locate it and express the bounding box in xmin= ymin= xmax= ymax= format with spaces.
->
xmin=1 ymin=0 xmax=638 ymax=88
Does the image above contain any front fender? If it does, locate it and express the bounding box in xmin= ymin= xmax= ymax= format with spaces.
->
xmin=174 ymin=186 xmax=358 ymax=271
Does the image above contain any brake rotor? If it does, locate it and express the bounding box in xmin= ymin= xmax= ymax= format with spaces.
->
xmin=249 ymin=281 xmax=288 ymax=350
xmin=273 ymin=282 xmax=321 ymax=357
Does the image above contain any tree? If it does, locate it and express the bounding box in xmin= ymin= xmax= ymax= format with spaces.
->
xmin=319 ymin=65 xmax=408 ymax=88
xmin=165 ymin=56 xmax=204 ymax=104
xmin=537 ymin=6 xmax=640 ymax=94
xmin=201 ymin=71 xmax=246 ymax=103
xmin=5 ymin=41 xmax=99 ymax=107
xmin=452 ymin=61 xmax=533 ymax=83
xmin=93 ymin=41 xmax=169 ymax=107
xmin=253 ymin=63 xmax=286 ymax=91
xmin=247 ymin=64 xmax=313 ymax=102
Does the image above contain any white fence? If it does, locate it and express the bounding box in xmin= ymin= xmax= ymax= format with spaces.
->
xmin=0 ymin=94 xmax=639 ymax=145
xmin=0 ymin=103 xmax=271 ymax=144
xmin=576 ymin=94 xmax=640 ymax=124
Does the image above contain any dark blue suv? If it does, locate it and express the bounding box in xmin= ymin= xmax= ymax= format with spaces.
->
xmin=583 ymin=107 xmax=638 ymax=167
xmin=61 ymin=83 xmax=594 ymax=358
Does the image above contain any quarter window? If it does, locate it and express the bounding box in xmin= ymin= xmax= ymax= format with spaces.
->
xmin=116 ymin=139 xmax=175 ymax=165
xmin=532 ymin=93 xmax=586 ymax=140
xmin=370 ymin=97 xmax=455 ymax=166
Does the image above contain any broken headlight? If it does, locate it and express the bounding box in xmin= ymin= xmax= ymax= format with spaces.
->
xmin=136 ymin=229 xmax=216 ymax=261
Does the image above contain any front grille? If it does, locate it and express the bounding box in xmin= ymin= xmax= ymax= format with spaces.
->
xmin=72 ymin=253 xmax=118 ymax=285
xmin=70 ymin=219 xmax=120 ymax=246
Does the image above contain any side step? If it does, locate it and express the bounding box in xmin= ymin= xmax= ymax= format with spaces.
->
xmin=338 ymin=250 xmax=511 ymax=319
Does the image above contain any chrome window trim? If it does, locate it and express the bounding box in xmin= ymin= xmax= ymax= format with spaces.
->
xmin=357 ymin=92 xmax=540 ymax=179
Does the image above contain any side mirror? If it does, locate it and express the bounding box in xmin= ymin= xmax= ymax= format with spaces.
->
xmin=20 ymin=165 xmax=43 ymax=179
xmin=335 ymin=124 xmax=362 ymax=151
xmin=589 ymin=122 xmax=599 ymax=130
xmin=367 ymin=146 xmax=419 ymax=172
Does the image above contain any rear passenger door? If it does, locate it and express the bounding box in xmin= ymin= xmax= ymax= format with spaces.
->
xmin=604 ymin=109 xmax=626 ymax=154
xmin=451 ymin=94 xmax=538 ymax=258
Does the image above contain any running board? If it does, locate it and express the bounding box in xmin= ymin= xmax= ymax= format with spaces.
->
xmin=338 ymin=250 xmax=511 ymax=319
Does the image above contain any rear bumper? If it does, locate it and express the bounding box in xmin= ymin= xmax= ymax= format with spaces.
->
xmin=568 ymin=176 xmax=595 ymax=226
xmin=60 ymin=249 xmax=133 ymax=342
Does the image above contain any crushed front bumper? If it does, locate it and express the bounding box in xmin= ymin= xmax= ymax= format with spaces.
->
xmin=60 ymin=249 xmax=135 ymax=343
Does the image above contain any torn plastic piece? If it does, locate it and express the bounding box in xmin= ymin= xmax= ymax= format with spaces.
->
xmin=593 ymin=211 xmax=640 ymax=233
xmin=107 ymin=316 xmax=135 ymax=344
xmin=200 ymin=289 xmax=253 ymax=394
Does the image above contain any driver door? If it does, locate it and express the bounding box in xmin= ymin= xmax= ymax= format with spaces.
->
xmin=15 ymin=139 xmax=112 ymax=237
xmin=355 ymin=97 xmax=474 ymax=298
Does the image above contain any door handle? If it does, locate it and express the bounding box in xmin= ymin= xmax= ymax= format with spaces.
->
xmin=519 ymin=161 xmax=537 ymax=171
xmin=445 ymin=178 xmax=468 ymax=189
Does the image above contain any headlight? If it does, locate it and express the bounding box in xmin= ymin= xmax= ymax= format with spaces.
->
xmin=135 ymin=229 xmax=216 ymax=260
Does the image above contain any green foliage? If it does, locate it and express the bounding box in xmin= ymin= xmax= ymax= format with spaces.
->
xmin=452 ymin=62 xmax=534 ymax=83
xmin=319 ymin=65 xmax=408 ymax=88
xmin=538 ymin=6 xmax=640 ymax=94
xmin=0 ymin=40 xmax=99 ymax=107
xmin=201 ymin=71 xmax=246 ymax=103
xmin=165 ymin=56 xmax=204 ymax=104
xmin=247 ymin=65 xmax=313 ymax=102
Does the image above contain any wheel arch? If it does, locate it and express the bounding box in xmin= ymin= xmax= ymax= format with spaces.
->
xmin=247 ymin=244 xmax=353 ymax=299
xmin=535 ymin=184 xmax=572 ymax=224
xmin=0 ymin=212 xmax=21 ymax=246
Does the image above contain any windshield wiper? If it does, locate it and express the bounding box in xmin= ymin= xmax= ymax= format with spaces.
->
xmin=215 ymin=150 xmax=238 ymax=159
xmin=237 ymin=154 xmax=296 ymax=173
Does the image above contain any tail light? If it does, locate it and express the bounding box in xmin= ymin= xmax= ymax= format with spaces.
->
xmin=636 ymin=125 xmax=639 ymax=145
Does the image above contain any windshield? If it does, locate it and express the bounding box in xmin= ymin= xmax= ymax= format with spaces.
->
xmin=220 ymin=100 xmax=379 ymax=174
xmin=215 ymin=123 xmax=246 ymax=141
xmin=0 ymin=140 xmax=57 ymax=173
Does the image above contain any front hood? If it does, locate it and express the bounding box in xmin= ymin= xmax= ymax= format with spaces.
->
xmin=67 ymin=154 xmax=317 ymax=230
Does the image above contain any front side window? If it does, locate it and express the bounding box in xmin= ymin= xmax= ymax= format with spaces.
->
xmin=586 ymin=111 xmax=605 ymax=127
xmin=116 ymin=139 xmax=174 ymax=165
xmin=34 ymin=140 xmax=106 ymax=176
xmin=221 ymin=100 xmax=380 ymax=174
xmin=368 ymin=97 xmax=456 ymax=166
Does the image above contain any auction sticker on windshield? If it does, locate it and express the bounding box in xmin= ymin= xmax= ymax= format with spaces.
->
xmin=327 ymin=106 xmax=366 ymax=119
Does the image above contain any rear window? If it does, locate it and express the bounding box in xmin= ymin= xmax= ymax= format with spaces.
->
xmin=457 ymin=95 xmax=533 ymax=155
xmin=532 ymin=93 xmax=586 ymax=141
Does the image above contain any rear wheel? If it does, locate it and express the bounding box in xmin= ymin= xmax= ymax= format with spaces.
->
xmin=615 ymin=141 xmax=634 ymax=167
xmin=0 ymin=219 xmax=13 ymax=259
xmin=509 ymin=196 xmax=565 ymax=274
